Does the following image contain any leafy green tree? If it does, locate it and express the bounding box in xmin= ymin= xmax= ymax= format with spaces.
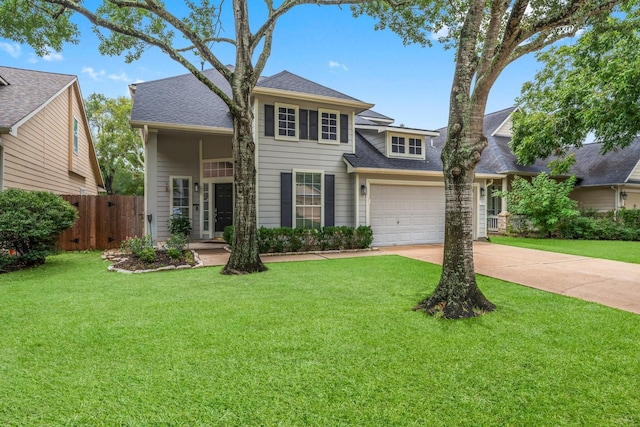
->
xmin=357 ymin=0 xmax=625 ymax=317
xmin=512 ymin=6 xmax=640 ymax=173
xmin=0 ymin=0 xmax=368 ymax=275
xmin=85 ymin=94 xmax=143 ymax=195
xmin=494 ymin=174 xmax=579 ymax=237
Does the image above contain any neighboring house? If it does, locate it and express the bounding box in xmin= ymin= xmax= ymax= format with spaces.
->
xmin=0 ymin=66 xmax=103 ymax=195
xmin=447 ymin=106 xmax=640 ymax=232
xmin=131 ymin=68 xmax=503 ymax=246
xmin=570 ymin=139 xmax=640 ymax=211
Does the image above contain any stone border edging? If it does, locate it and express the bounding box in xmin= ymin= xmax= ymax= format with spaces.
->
xmin=103 ymin=250 xmax=205 ymax=274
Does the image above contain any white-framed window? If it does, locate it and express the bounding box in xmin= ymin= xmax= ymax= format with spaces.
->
xmin=275 ymin=102 xmax=298 ymax=141
xmin=318 ymin=108 xmax=340 ymax=144
xmin=170 ymin=176 xmax=191 ymax=219
xmin=294 ymin=170 xmax=323 ymax=229
xmin=388 ymin=133 xmax=425 ymax=159
xmin=203 ymin=160 xmax=233 ymax=178
xmin=391 ymin=136 xmax=406 ymax=154
xmin=408 ymin=137 xmax=422 ymax=155
xmin=73 ymin=118 xmax=79 ymax=154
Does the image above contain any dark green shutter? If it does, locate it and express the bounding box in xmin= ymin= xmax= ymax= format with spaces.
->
xmin=299 ymin=109 xmax=308 ymax=140
xmin=309 ymin=110 xmax=318 ymax=141
xmin=325 ymin=174 xmax=335 ymax=227
xmin=281 ymin=172 xmax=292 ymax=227
xmin=265 ymin=105 xmax=274 ymax=137
xmin=340 ymin=114 xmax=349 ymax=143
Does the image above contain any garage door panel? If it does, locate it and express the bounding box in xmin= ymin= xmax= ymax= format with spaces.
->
xmin=370 ymin=184 xmax=445 ymax=246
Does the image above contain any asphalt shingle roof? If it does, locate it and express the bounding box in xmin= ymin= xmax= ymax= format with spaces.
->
xmin=257 ymin=71 xmax=365 ymax=103
xmin=431 ymin=106 xmax=551 ymax=176
xmin=0 ymin=66 xmax=76 ymax=130
xmin=131 ymin=69 xmax=367 ymax=128
xmin=130 ymin=68 xmax=234 ymax=128
xmin=570 ymin=137 xmax=640 ymax=186
xmin=344 ymin=131 xmax=443 ymax=173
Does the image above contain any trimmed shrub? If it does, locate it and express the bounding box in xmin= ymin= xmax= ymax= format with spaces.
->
xmin=226 ymin=225 xmax=374 ymax=253
xmin=168 ymin=215 xmax=192 ymax=237
xmin=0 ymin=189 xmax=78 ymax=270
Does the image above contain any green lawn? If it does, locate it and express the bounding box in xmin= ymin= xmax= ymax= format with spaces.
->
xmin=1 ymin=253 xmax=639 ymax=426
xmin=490 ymin=236 xmax=640 ymax=264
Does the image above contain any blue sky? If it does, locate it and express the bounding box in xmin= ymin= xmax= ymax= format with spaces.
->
xmin=0 ymin=3 xmax=555 ymax=129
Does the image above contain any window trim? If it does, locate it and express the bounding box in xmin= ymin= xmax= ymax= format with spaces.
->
xmin=169 ymin=175 xmax=192 ymax=221
xmin=387 ymin=133 xmax=426 ymax=160
xmin=274 ymin=102 xmax=299 ymax=141
xmin=292 ymin=169 xmax=324 ymax=229
xmin=73 ymin=117 xmax=79 ymax=155
xmin=318 ymin=108 xmax=341 ymax=145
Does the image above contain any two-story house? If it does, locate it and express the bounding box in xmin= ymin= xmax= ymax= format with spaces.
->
xmin=130 ymin=68 xmax=500 ymax=246
xmin=0 ymin=66 xmax=103 ymax=194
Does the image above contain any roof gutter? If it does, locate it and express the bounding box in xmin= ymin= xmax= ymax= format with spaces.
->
xmin=356 ymin=124 xmax=439 ymax=137
xmin=343 ymin=163 xmax=506 ymax=179
xmin=130 ymin=120 xmax=234 ymax=135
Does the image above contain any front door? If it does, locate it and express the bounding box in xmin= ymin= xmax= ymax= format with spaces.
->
xmin=215 ymin=183 xmax=233 ymax=234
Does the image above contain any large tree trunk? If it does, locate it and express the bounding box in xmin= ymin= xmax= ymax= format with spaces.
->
xmin=414 ymin=0 xmax=495 ymax=317
xmin=221 ymin=0 xmax=266 ymax=275
xmin=413 ymin=132 xmax=495 ymax=317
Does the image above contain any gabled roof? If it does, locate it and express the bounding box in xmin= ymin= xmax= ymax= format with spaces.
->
xmin=130 ymin=68 xmax=234 ymax=130
xmin=131 ymin=69 xmax=372 ymax=130
xmin=570 ymin=137 xmax=640 ymax=186
xmin=432 ymin=106 xmax=552 ymax=176
xmin=344 ymin=131 xmax=497 ymax=176
xmin=255 ymin=71 xmax=365 ymax=103
xmin=0 ymin=66 xmax=76 ymax=132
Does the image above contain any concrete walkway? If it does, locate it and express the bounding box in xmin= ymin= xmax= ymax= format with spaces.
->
xmin=193 ymin=242 xmax=640 ymax=315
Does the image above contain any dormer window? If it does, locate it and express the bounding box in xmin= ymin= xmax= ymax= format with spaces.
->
xmin=388 ymin=133 xmax=425 ymax=159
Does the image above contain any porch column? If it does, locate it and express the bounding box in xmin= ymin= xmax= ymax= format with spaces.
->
xmin=498 ymin=178 xmax=510 ymax=234
xmin=144 ymin=130 xmax=158 ymax=239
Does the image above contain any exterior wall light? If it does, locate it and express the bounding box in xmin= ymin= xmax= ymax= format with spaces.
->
xmin=480 ymin=187 xmax=485 ymax=197
xmin=360 ymin=184 xmax=367 ymax=196
xmin=194 ymin=182 xmax=200 ymax=192
xmin=621 ymin=191 xmax=628 ymax=201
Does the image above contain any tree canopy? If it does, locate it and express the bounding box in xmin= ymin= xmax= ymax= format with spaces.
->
xmin=511 ymin=2 xmax=640 ymax=173
xmin=85 ymin=94 xmax=143 ymax=195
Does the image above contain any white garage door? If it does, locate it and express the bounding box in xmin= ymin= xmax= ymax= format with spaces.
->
xmin=370 ymin=184 xmax=445 ymax=246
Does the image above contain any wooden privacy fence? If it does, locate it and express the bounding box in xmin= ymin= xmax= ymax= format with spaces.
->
xmin=58 ymin=195 xmax=145 ymax=251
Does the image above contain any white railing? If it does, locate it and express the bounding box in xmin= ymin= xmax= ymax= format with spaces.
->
xmin=487 ymin=215 xmax=499 ymax=232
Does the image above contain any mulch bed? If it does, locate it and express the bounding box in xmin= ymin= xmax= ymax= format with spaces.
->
xmin=103 ymin=249 xmax=202 ymax=273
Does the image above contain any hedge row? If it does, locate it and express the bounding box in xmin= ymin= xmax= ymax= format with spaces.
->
xmin=557 ymin=215 xmax=640 ymax=241
xmin=224 ymin=226 xmax=374 ymax=253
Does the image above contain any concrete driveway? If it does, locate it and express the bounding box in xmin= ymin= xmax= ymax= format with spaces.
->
xmin=194 ymin=241 xmax=640 ymax=315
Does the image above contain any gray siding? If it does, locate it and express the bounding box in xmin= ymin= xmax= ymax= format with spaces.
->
xmin=357 ymin=128 xmax=386 ymax=156
xmin=156 ymin=135 xmax=200 ymax=240
xmin=256 ymin=96 xmax=356 ymax=228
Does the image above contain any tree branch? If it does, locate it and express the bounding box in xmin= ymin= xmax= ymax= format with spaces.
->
xmin=42 ymin=0 xmax=235 ymax=108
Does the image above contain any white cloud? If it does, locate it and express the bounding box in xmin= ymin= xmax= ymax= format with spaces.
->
xmin=108 ymin=72 xmax=133 ymax=82
xmin=329 ymin=60 xmax=349 ymax=71
xmin=0 ymin=42 xmax=21 ymax=58
xmin=431 ymin=25 xmax=449 ymax=40
xmin=82 ymin=67 xmax=106 ymax=81
xmin=42 ymin=48 xmax=63 ymax=62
